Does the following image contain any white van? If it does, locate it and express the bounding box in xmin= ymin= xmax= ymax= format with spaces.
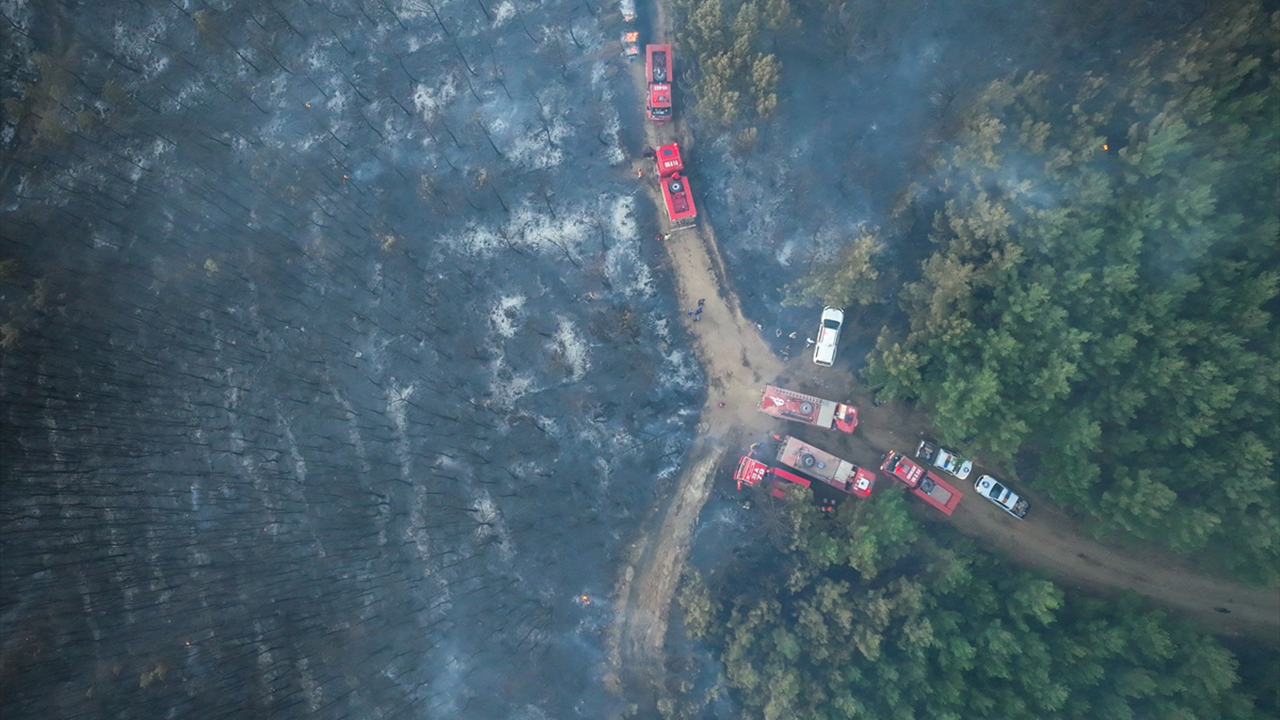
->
xmin=813 ymin=307 xmax=844 ymax=367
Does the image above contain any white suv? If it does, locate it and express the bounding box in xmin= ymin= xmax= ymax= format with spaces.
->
xmin=974 ymin=475 xmax=1029 ymax=518
xmin=812 ymin=307 xmax=844 ymax=367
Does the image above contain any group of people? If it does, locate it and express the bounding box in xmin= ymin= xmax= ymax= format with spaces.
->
xmin=686 ymin=298 xmax=706 ymax=321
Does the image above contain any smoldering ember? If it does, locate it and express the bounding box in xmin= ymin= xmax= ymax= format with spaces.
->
xmin=2 ymin=0 xmax=1277 ymax=718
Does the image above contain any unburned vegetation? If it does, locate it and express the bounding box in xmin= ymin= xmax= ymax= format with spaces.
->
xmin=669 ymin=0 xmax=792 ymax=137
xmin=853 ymin=2 xmax=1279 ymax=584
xmin=671 ymin=488 xmax=1270 ymax=720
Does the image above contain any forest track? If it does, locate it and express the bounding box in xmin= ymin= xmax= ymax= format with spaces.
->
xmin=603 ymin=122 xmax=786 ymax=694
xmin=945 ymin=480 xmax=1280 ymax=644
xmin=848 ymin=396 xmax=1280 ymax=645
xmin=604 ymin=2 xmax=1280 ymax=705
xmin=604 ymin=0 xmax=788 ymax=693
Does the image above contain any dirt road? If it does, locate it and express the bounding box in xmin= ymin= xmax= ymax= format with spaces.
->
xmin=604 ymin=0 xmax=788 ymax=696
xmin=947 ymin=485 xmax=1280 ymax=644
xmin=604 ymin=8 xmax=1280 ymax=703
xmin=847 ymin=394 xmax=1280 ymax=645
xmin=603 ymin=179 xmax=785 ymax=693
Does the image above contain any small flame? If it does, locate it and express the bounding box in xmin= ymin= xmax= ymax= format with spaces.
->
xmin=1102 ymin=144 xmax=1109 ymax=151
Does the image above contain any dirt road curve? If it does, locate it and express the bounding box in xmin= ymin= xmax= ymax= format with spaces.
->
xmin=604 ymin=10 xmax=1280 ymax=700
xmin=603 ymin=177 xmax=785 ymax=692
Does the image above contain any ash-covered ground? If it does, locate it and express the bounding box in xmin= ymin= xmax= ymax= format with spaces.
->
xmin=1 ymin=1 xmax=701 ymax=717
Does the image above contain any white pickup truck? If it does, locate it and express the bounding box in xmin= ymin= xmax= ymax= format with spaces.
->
xmin=915 ymin=440 xmax=973 ymax=480
xmin=812 ymin=307 xmax=843 ymax=367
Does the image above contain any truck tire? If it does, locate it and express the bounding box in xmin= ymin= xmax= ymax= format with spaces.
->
xmin=669 ymin=180 xmax=682 ymax=193
xmin=799 ymin=402 xmax=814 ymax=415
xmin=801 ymin=453 xmax=816 ymax=468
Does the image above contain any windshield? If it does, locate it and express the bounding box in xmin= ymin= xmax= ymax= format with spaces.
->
xmin=990 ymin=482 xmax=1006 ymax=496
xmin=822 ymin=319 xmax=840 ymax=329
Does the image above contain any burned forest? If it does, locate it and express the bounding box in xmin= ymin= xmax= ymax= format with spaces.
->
xmin=2 ymin=0 xmax=703 ymax=717
xmin=3 ymin=0 xmax=1278 ymax=718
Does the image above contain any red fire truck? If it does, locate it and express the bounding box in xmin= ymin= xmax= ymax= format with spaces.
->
xmin=775 ymin=436 xmax=876 ymax=498
xmin=757 ymin=385 xmax=858 ymax=433
xmin=645 ymin=44 xmax=672 ymax=123
xmin=733 ymin=456 xmax=813 ymax=498
xmin=880 ymin=450 xmax=963 ymax=515
xmin=654 ymin=143 xmax=696 ymax=228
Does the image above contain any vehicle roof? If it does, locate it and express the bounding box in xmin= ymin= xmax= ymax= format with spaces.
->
xmin=758 ymin=385 xmax=827 ymax=424
xmin=771 ymin=467 xmax=812 ymax=488
xmin=976 ymin=474 xmax=1011 ymax=498
xmin=645 ymin=44 xmax=671 ymax=65
xmin=914 ymin=471 xmax=962 ymax=514
xmin=757 ymin=386 xmax=857 ymax=432
xmin=975 ymin=474 xmax=1026 ymax=516
xmin=814 ymin=308 xmax=842 ymax=365
xmin=813 ymin=340 xmax=837 ymax=365
xmin=656 ymin=143 xmax=683 ymax=175
xmin=660 ymin=173 xmax=696 ymax=222
xmin=734 ymin=456 xmax=769 ymax=486
xmin=850 ymin=467 xmax=876 ymax=497
xmin=882 ymin=451 xmax=924 ymax=486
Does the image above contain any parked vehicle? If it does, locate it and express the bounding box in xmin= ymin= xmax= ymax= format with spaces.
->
xmin=881 ymin=450 xmax=963 ymax=515
xmin=813 ymin=307 xmax=843 ymax=367
xmin=619 ymin=0 xmax=638 ymax=60
xmin=974 ymin=475 xmax=1029 ymax=518
xmin=734 ymin=456 xmax=812 ymax=498
xmin=645 ymin=45 xmax=672 ymax=123
xmin=757 ymin=385 xmax=858 ymax=433
xmin=774 ymin=437 xmax=875 ymax=497
xmin=916 ymin=440 xmax=974 ymax=480
xmin=621 ymin=30 xmax=639 ymax=60
xmin=654 ymin=143 xmax=697 ymax=228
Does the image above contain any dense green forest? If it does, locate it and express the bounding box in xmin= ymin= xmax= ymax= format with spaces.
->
xmin=847 ymin=3 xmax=1280 ymax=582
xmin=674 ymin=489 xmax=1273 ymax=719
xmin=668 ymin=0 xmax=792 ymax=146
